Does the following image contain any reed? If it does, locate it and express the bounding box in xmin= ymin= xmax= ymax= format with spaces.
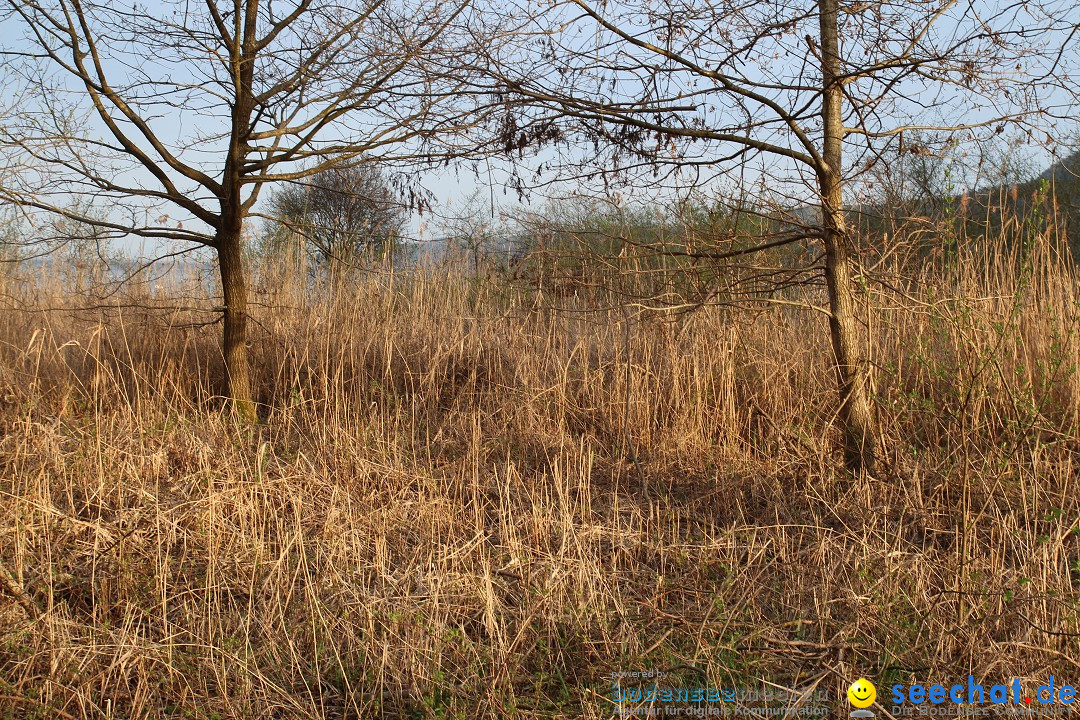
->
xmin=0 ymin=216 xmax=1077 ymax=719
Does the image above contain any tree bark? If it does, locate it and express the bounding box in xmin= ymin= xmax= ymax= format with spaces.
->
xmin=217 ymin=226 xmax=256 ymax=422
xmin=819 ymin=0 xmax=876 ymax=473
xmin=216 ymin=3 xmax=258 ymax=424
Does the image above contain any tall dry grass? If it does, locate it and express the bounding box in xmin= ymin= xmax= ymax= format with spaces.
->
xmin=0 ymin=220 xmax=1077 ymax=719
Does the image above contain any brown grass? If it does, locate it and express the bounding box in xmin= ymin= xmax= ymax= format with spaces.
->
xmin=0 ymin=224 xmax=1078 ymax=719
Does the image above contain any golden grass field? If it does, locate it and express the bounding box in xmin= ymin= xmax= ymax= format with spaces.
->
xmin=0 ymin=222 xmax=1078 ymax=718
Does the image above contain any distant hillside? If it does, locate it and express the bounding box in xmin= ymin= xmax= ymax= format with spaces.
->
xmin=1036 ymin=150 xmax=1080 ymax=237
xmin=981 ymin=148 xmax=1080 ymax=258
xmin=1037 ymin=149 xmax=1080 ymax=186
xmin=851 ymin=148 xmax=1080 ymax=262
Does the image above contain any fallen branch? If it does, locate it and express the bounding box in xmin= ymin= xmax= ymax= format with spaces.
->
xmin=0 ymin=559 xmax=40 ymax=619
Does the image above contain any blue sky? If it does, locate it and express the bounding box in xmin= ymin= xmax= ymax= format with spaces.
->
xmin=1 ymin=0 xmax=1077 ymax=260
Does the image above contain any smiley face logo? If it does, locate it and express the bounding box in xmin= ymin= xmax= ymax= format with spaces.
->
xmin=848 ymin=678 xmax=876 ymax=708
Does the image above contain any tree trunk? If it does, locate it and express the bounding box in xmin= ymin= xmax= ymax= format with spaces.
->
xmin=819 ymin=0 xmax=876 ymax=473
xmin=217 ymin=228 xmax=256 ymax=422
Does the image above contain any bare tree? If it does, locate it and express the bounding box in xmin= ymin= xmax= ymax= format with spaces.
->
xmin=476 ymin=0 xmax=1079 ymax=472
xmin=440 ymin=190 xmax=506 ymax=274
xmin=265 ymin=163 xmax=406 ymax=272
xmin=0 ymin=0 xmax=489 ymax=419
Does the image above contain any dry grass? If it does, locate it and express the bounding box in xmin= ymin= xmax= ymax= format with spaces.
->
xmin=0 ymin=225 xmax=1078 ymax=719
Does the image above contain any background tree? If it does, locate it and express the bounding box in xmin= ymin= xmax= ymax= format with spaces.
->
xmin=438 ymin=190 xmax=509 ymax=274
xmin=265 ymin=163 xmax=407 ymax=273
xmin=477 ymin=0 xmax=1079 ymax=472
xmin=0 ymin=0 xmax=488 ymax=418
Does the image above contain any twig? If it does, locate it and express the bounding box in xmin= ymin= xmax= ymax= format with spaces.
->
xmin=0 ymin=695 xmax=80 ymax=720
xmin=0 ymin=559 xmax=40 ymax=619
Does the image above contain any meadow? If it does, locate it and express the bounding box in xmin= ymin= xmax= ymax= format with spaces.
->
xmin=0 ymin=215 xmax=1078 ymax=719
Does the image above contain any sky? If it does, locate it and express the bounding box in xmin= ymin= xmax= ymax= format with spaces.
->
xmin=1 ymin=0 xmax=1078 ymax=261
